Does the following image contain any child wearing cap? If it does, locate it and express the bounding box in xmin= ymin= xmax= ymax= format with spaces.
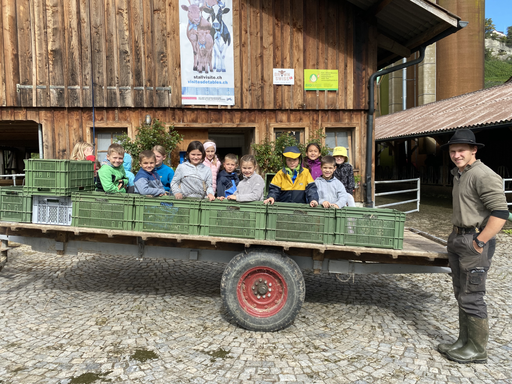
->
xmin=333 ymin=146 xmax=356 ymax=207
xmin=264 ymin=146 xmax=319 ymax=207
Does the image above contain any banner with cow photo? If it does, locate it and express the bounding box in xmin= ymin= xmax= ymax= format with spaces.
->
xmin=179 ymin=0 xmax=235 ymax=106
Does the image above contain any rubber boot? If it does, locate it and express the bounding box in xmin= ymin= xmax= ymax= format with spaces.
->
xmin=445 ymin=315 xmax=488 ymax=364
xmin=438 ymin=308 xmax=468 ymax=355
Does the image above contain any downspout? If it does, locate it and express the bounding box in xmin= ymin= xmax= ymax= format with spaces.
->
xmin=365 ymin=21 xmax=468 ymax=207
xmin=365 ymin=46 xmax=426 ymax=207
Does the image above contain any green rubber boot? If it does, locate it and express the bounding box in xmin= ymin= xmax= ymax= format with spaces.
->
xmin=438 ymin=308 xmax=468 ymax=355
xmin=445 ymin=315 xmax=488 ymax=364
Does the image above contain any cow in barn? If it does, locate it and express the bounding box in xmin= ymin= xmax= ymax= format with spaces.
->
xmin=203 ymin=6 xmax=231 ymax=72
xmin=181 ymin=3 xmax=212 ymax=71
xmin=196 ymin=28 xmax=213 ymax=73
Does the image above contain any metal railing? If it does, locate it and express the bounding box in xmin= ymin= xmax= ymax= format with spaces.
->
xmin=503 ymin=178 xmax=512 ymax=207
xmin=0 ymin=174 xmax=25 ymax=186
xmin=373 ymin=178 xmax=420 ymax=214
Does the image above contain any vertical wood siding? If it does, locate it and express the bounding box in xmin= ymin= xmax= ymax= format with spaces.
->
xmin=0 ymin=0 xmax=376 ymax=110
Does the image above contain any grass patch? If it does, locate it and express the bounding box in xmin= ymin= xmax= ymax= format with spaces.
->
xmin=130 ymin=349 xmax=159 ymax=363
xmin=69 ymin=371 xmax=112 ymax=384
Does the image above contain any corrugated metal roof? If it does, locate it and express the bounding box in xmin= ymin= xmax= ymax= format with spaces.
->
xmin=346 ymin=0 xmax=461 ymax=67
xmin=375 ymin=82 xmax=512 ymax=141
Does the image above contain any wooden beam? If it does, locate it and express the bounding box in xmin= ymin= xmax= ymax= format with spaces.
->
xmin=366 ymin=0 xmax=395 ymax=17
xmin=377 ymin=33 xmax=411 ymax=58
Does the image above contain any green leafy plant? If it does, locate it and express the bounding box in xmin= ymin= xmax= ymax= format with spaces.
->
xmin=252 ymin=128 xmax=331 ymax=175
xmin=116 ymin=119 xmax=183 ymax=173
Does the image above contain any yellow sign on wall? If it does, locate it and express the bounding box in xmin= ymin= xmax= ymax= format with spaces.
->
xmin=304 ymin=70 xmax=338 ymax=91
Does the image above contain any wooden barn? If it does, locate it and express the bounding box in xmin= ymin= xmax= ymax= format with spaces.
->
xmin=0 ymin=0 xmax=462 ymax=202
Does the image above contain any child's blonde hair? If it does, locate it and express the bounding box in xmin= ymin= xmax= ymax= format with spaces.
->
xmin=203 ymin=139 xmax=218 ymax=163
xmin=70 ymin=142 xmax=93 ymax=160
xmin=223 ymin=153 xmax=238 ymax=164
xmin=107 ymin=143 xmax=125 ymax=157
xmin=152 ymin=145 xmax=167 ymax=157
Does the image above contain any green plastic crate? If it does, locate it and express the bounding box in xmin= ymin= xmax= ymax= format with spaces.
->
xmin=266 ymin=202 xmax=336 ymax=244
xmin=0 ymin=187 xmax=32 ymax=223
xmin=24 ymin=159 xmax=95 ymax=196
xmin=133 ymin=196 xmax=201 ymax=235
xmin=71 ymin=192 xmax=135 ymax=231
xmin=335 ymin=207 xmax=405 ymax=249
xmin=200 ymin=200 xmax=267 ymax=240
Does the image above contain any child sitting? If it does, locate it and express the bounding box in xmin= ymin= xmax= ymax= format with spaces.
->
xmin=333 ymin=146 xmax=356 ymax=207
xmin=96 ymin=144 xmax=128 ymax=194
xmin=153 ymin=145 xmax=174 ymax=192
xmin=171 ymin=141 xmax=215 ymax=201
xmin=134 ymin=150 xmax=165 ymax=197
xmin=315 ymin=156 xmax=349 ymax=208
xmin=227 ymin=155 xmax=264 ymax=202
xmin=217 ymin=153 xmax=240 ymax=200
xmin=264 ymin=146 xmax=319 ymax=207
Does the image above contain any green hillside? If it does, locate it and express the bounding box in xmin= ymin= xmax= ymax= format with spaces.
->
xmin=485 ymin=57 xmax=512 ymax=88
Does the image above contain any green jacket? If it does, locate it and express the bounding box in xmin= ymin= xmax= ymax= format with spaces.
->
xmin=97 ymin=164 xmax=128 ymax=194
xmin=451 ymin=160 xmax=508 ymax=228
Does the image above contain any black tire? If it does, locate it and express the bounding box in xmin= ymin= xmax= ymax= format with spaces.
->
xmin=221 ymin=248 xmax=305 ymax=332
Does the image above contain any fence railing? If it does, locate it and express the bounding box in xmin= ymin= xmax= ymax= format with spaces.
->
xmin=503 ymin=178 xmax=512 ymax=207
xmin=0 ymin=174 xmax=25 ymax=186
xmin=373 ymin=178 xmax=420 ymax=214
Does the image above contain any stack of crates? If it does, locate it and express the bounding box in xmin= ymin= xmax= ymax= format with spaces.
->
xmin=24 ymin=159 xmax=95 ymax=226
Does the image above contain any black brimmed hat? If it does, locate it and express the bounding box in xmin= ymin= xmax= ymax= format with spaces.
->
xmin=441 ymin=129 xmax=484 ymax=149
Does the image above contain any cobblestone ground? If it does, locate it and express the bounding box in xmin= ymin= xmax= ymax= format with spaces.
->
xmin=1 ymin=235 xmax=511 ymax=384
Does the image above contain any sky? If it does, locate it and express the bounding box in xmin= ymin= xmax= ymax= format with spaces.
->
xmin=486 ymin=0 xmax=511 ymax=34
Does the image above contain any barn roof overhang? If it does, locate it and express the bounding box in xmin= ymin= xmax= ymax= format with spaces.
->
xmin=375 ymin=83 xmax=512 ymax=142
xmin=346 ymin=0 xmax=462 ymax=68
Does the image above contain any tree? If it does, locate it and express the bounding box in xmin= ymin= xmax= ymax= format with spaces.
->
xmin=116 ymin=119 xmax=183 ymax=173
xmin=485 ymin=18 xmax=496 ymax=39
xmin=507 ymin=26 xmax=512 ymax=47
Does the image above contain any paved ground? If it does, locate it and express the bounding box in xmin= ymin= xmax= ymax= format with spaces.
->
xmin=1 ymin=234 xmax=512 ymax=383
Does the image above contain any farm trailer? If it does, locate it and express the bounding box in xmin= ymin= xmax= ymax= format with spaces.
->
xmin=0 ymin=221 xmax=449 ymax=332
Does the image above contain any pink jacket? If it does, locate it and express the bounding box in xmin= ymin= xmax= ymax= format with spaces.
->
xmin=203 ymin=157 xmax=221 ymax=193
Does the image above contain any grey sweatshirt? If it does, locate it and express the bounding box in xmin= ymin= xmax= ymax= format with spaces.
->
xmin=315 ymin=176 xmax=348 ymax=208
xmin=170 ymin=161 xmax=214 ymax=198
xmin=233 ymin=172 xmax=264 ymax=202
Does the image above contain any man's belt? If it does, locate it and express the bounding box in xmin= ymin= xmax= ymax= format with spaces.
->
xmin=453 ymin=225 xmax=481 ymax=235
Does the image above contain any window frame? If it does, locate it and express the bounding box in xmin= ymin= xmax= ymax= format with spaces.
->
xmin=323 ymin=124 xmax=357 ymax=170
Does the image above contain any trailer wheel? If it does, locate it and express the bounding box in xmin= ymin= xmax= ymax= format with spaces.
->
xmin=221 ymin=248 xmax=305 ymax=332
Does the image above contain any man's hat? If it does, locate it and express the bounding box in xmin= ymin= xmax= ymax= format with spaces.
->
xmin=282 ymin=146 xmax=301 ymax=159
xmin=441 ymin=129 xmax=484 ymax=149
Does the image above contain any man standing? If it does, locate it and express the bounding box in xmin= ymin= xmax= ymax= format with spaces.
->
xmin=438 ymin=129 xmax=508 ymax=364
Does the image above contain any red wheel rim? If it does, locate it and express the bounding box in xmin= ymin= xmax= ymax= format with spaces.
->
xmin=236 ymin=266 xmax=288 ymax=318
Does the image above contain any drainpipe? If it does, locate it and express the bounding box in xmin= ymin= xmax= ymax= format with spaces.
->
xmin=365 ymin=21 xmax=468 ymax=207
xmin=365 ymin=46 xmax=425 ymax=207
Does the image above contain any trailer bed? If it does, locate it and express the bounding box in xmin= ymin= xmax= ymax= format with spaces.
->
xmin=0 ymin=221 xmax=448 ymax=267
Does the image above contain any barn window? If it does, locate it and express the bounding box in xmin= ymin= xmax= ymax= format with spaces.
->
xmin=274 ymin=128 xmax=305 ymax=144
xmin=325 ymin=128 xmax=354 ymax=164
xmin=94 ymin=129 xmax=127 ymax=164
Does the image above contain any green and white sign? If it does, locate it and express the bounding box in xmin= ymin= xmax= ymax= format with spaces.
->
xmin=304 ymin=69 xmax=338 ymax=91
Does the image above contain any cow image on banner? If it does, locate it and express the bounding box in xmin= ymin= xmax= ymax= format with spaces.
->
xmin=179 ymin=0 xmax=235 ymax=106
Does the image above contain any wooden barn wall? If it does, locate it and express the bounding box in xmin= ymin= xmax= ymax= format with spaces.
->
xmin=0 ymin=0 xmax=376 ymax=110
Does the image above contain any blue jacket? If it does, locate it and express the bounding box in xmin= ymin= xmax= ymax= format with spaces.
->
xmin=134 ymin=169 xmax=165 ymax=197
xmin=123 ymin=153 xmax=135 ymax=187
xmin=217 ymin=170 xmax=240 ymax=197
xmin=155 ymin=164 xmax=174 ymax=192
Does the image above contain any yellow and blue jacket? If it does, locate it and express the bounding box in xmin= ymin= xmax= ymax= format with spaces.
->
xmin=267 ymin=166 xmax=319 ymax=204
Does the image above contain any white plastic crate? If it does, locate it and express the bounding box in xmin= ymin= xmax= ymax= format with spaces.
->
xmin=32 ymin=195 xmax=72 ymax=226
